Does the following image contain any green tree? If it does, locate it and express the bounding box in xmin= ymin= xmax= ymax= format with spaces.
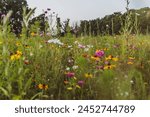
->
xmin=0 ymin=0 xmax=28 ymax=36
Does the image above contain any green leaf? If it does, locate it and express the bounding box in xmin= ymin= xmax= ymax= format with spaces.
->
xmin=0 ymin=87 xmax=9 ymax=98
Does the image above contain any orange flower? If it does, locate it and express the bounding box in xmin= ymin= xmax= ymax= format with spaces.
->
xmin=91 ymin=56 xmax=100 ymax=61
xmin=37 ymin=84 xmax=48 ymax=90
xmin=127 ymin=61 xmax=134 ymax=65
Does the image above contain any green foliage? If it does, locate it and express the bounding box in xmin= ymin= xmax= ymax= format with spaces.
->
xmin=0 ymin=0 xmax=28 ymax=35
xmin=79 ymin=7 xmax=150 ymax=36
xmin=22 ymin=6 xmax=36 ymax=38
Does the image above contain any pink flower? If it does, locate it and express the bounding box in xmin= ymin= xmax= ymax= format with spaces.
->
xmin=95 ymin=50 xmax=104 ymax=57
xmin=78 ymin=80 xmax=84 ymax=87
xmin=78 ymin=44 xmax=86 ymax=49
xmin=65 ymin=72 xmax=75 ymax=78
xmin=96 ymin=66 xmax=104 ymax=70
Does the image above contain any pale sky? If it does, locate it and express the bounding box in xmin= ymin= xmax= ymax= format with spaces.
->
xmin=26 ymin=0 xmax=150 ymax=22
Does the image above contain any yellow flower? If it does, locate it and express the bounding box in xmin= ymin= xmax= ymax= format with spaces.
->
xmin=10 ymin=54 xmax=21 ymax=61
xmin=104 ymin=65 xmax=116 ymax=70
xmin=16 ymin=42 xmax=21 ymax=46
xmin=0 ymin=41 xmax=3 ymax=44
xmin=103 ymin=48 xmax=108 ymax=51
xmin=31 ymin=32 xmax=36 ymax=36
xmin=127 ymin=61 xmax=134 ymax=65
xmin=105 ymin=55 xmax=118 ymax=61
xmin=91 ymin=56 xmax=100 ymax=61
xmin=105 ymin=55 xmax=113 ymax=60
xmin=16 ymin=50 xmax=22 ymax=56
xmin=85 ymin=73 xmax=93 ymax=78
xmin=38 ymin=84 xmax=43 ymax=90
xmin=37 ymin=84 xmax=48 ymax=90
xmin=67 ymin=87 xmax=73 ymax=90
xmin=76 ymin=85 xmax=81 ymax=89
xmin=112 ymin=57 xmax=119 ymax=62
xmin=10 ymin=55 xmax=16 ymax=61
xmin=128 ymin=57 xmax=135 ymax=60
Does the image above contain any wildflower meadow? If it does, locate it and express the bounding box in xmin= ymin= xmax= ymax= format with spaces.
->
xmin=0 ymin=0 xmax=150 ymax=100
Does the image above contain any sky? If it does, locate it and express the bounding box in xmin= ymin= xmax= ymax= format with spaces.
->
xmin=26 ymin=0 xmax=150 ymax=23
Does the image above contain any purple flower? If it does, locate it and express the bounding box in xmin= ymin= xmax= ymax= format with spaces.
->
xmin=95 ymin=50 xmax=104 ymax=57
xmin=65 ymin=72 xmax=75 ymax=78
xmin=78 ymin=44 xmax=86 ymax=49
xmin=78 ymin=80 xmax=84 ymax=87
xmin=96 ymin=66 xmax=104 ymax=70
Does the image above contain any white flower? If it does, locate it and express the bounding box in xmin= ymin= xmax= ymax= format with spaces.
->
xmin=30 ymin=52 xmax=34 ymax=56
xmin=68 ymin=45 xmax=72 ymax=48
xmin=66 ymin=67 xmax=70 ymax=71
xmin=72 ymin=65 xmax=78 ymax=70
xmin=84 ymin=48 xmax=89 ymax=52
xmin=87 ymin=45 xmax=93 ymax=48
xmin=78 ymin=44 xmax=86 ymax=49
xmin=48 ymin=38 xmax=64 ymax=45
xmin=74 ymin=41 xmax=79 ymax=44
xmin=39 ymin=45 xmax=43 ymax=48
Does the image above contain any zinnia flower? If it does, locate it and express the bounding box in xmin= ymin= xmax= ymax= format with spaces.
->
xmin=95 ymin=50 xmax=104 ymax=57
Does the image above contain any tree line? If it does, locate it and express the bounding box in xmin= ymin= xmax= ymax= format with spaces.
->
xmin=0 ymin=0 xmax=150 ymax=37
